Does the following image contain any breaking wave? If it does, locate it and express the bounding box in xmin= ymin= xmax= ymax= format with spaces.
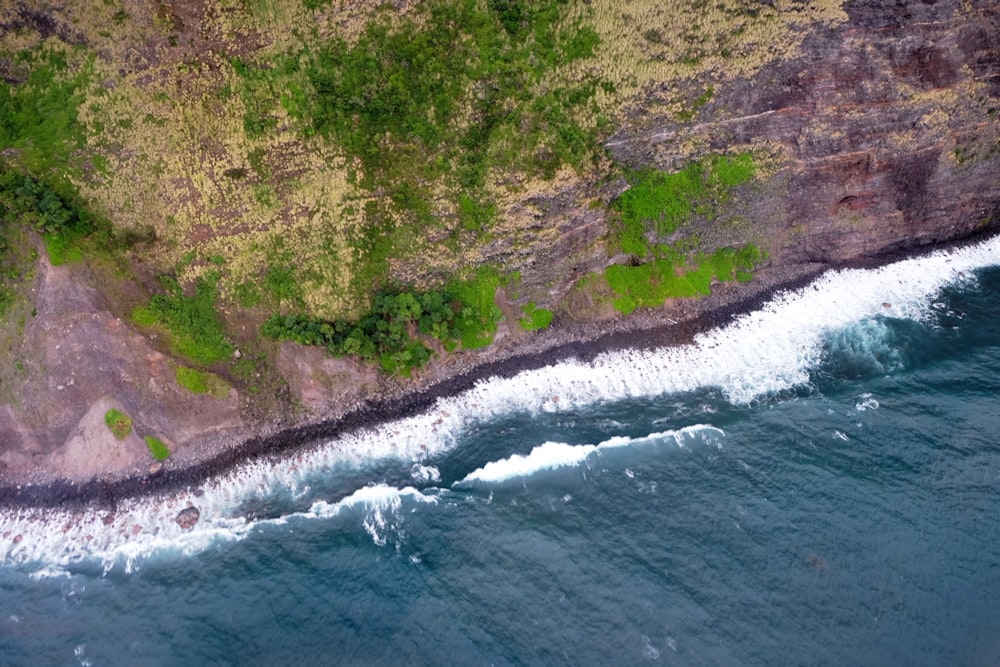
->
xmin=2 ymin=235 xmax=999 ymax=574
xmin=457 ymin=424 xmax=723 ymax=485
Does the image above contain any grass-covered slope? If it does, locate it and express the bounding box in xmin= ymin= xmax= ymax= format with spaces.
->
xmin=0 ymin=0 xmax=850 ymax=376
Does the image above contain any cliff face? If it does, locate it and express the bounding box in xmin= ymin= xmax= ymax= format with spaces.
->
xmin=0 ymin=0 xmax=998 ymax=487
xmin=0 ymin=248 xmax=246 ymax=483
xmin=606 ymin=0 xmax=999 ymax=268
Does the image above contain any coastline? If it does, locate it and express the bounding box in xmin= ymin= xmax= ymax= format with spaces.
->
xmin=0 ymin=0 xmax=996 ymax=512
xmin=3 ymin=229 xmax=996 ymax=510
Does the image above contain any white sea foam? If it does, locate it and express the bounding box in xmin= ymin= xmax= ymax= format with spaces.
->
xmin=462 ymin=441 xmax=600 ymax=483
xmin=855 ymin=393 xmax=880 ymax=411
xmin=410 ymin=463 xmax=442 ymax=483
xmin=0 ymin=482 xmax=436 ymax=573
xmin=2 ymin=234 xmax=999 ymax=574
xmin=308 ymin=484 xmax=437 ymax=546
xmin=459 ymin=424 xmax=724 ymax=484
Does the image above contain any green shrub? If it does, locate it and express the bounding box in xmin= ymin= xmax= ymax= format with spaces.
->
xmin=562 ymin=27 xmax=601 ymax=61
xmin=175 ymin=366 xmax=210 ymax=394
xmin=132 ymin=272 xmax=232 ymax=364
xmin=214 ymin=0 xmax=607 ymax=292
xmin=520 ymin=302 xmax=554 ymax=331
xmin=605 ymin=244 xmax=766 ymax=314
xmin=0 ymin=48 xmax=91 ymax=172
xmin=144 ymin=436 xmax=171 ymax=461
xmin=262 ymin=289 xmax=454 ymax=374
xmin=42 ymin=232 xmax=85 ymax=265
xmin=458 ymin=194 xmax=496 ymax=231
xmin=444 ymin=266 xmax=503 ymax=349
xmin=0 ymin=167 xmax=105 ymax=264
xmin=104 ymin=409 xmax=133 ymax=440
xmin=263 ymin=262 xmax=304 ymax=310
xmin=610 ymin=154 xmax=757 ymax=257
xmin=290 ymin=0 xmax=604 ymax=251
xmin=262 ymin=267 xmax=504 ymax=373
xmin=709 ymin=153 xmax=756 ymax=187
xmin=613 ymin=162 xmax=707 ymax=244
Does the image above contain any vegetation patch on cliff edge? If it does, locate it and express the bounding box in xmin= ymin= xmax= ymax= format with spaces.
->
xmin=605 ymin=245 xmax=764 ymax=315
xmin=601 ymin=153 xmax=763 ymax=314
xmin=262 ymin=266 xmax=504 ymax=375
xmin=611 ymin=153 xmax=756 ymax=258
xmin=104 ymin=408 xmax=133 ymax=440
xmin=131 ymin=272 xmax=233 ymax=366
xmin=144 ymin=436 xmax=171 ymax=462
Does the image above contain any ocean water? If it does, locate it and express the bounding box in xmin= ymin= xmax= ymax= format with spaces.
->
xmin=3 ymin=237 xmax=1000 ymax=666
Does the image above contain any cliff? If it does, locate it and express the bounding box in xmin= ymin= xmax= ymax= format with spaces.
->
xmin=0 ymin=0 xmax=996 ymax=493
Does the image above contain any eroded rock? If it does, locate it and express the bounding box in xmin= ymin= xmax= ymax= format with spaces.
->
xmin=175 ymin=506 xmax=200 ymax=531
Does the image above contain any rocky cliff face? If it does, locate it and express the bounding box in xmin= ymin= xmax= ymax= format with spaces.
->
xmin=0 ymin=247 xmax=245 ymax=483
xmin=606 ymin=0 xmax=999 ymax=268
xmin=0 ymin=0 xmax=997 ymax=488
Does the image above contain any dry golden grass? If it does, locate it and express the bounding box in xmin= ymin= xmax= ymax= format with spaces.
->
xmin=8 ymin=0 xmax=862 ymax=321
xmin=560 ymin=0 xmax=847 ymax=122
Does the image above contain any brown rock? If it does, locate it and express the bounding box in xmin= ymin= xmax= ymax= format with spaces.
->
xmin=608 ymin=0 xmax=1000 ymax=267
xmin=175 ymin=506 xmax=201 ymax=531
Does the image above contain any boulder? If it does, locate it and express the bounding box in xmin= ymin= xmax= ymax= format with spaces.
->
xmin=175 ymin=506 xmax=200 ymax=531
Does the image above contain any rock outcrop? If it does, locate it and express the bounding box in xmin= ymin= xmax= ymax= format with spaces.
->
xmin=0 ymin=250 xmax=245 ymax=484
xmin=175 ymin=506 xmax=200 ymax=531
xmin=607 ymin=0 xmax=999 ymax=269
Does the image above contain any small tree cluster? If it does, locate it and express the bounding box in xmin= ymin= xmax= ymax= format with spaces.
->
xmin=0 ymin=168 xmax=95 ymax=237
xmin=263 ymin=289 xmax=464 ymax=374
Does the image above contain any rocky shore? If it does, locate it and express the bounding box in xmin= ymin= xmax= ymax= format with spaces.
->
xmin=2 ymin=227 xmax=997 ymax=509
xmin=0 ymin=0 xmax=997 ymax=506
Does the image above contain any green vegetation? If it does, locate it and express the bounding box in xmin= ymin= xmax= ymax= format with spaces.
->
xmin=261 ymin=262 xmax=305 ymax=311
xmin=0 ymin=169 xmax=90 ymax=236
xmin=221 ymin=0 xmax=610 ymax=290
xmin=0 ymin=167 xmax=106 ymax=265
xmin=175 ymin=366 xmax=208 ymax=394
xmin=306 ymin=0 xmax=601 ymax=186
xmin=709 ymin=153 xmax=757 ymax=187
xmin=0 ymin=3 xmax=789 ymax=383
xmin=262 ymin=267 xmax=503 ymax=374
xmin=612 ymin=154 xmax=756 ymax=258
xmin=175 ymin=366 xmax=230 ymax=398
xmin=603 ymin=153 xmax=763 ymax=314
xmin=143 ymin=435 xmax=171 ymax=461
xmin=443 ymin=267 xmax=504 ymax=349
xmin=605 ymin=245 xmax=764 ymax=315
xmin=520 ymin=302 xmax=554 ymax=331
xmin=104 ymin=408 xmax=133 ymax=440
xmin=132 ymin=272 xmax=233 ymax=365
xmin=263 ymin=292 xmax=437 ymax=374
xmin=0 ymin=48 xmax=91 ymax=173
xmin=0 ymin=49 xmax=101 ymax=263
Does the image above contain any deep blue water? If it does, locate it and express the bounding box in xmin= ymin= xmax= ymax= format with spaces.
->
xmin=2 ymin=260 xmax=999 ymax=666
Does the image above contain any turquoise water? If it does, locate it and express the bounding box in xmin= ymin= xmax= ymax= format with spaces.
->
xmin=2 ymin=244 xmax=1000 ymax=666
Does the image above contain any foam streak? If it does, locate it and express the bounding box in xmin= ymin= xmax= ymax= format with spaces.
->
xmin=2 ymin=235 xmax=999 ymax=574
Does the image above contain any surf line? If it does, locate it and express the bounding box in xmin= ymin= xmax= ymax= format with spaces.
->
xmin=2 ymin=234 xmax=1000 ymax=573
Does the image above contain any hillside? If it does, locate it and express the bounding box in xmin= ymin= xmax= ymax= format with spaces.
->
xmin=0 ymin=0 xmax=997 ymax=491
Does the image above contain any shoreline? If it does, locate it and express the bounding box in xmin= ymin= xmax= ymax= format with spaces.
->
xmin=1 ymin=231 xmax=996 ymax=510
